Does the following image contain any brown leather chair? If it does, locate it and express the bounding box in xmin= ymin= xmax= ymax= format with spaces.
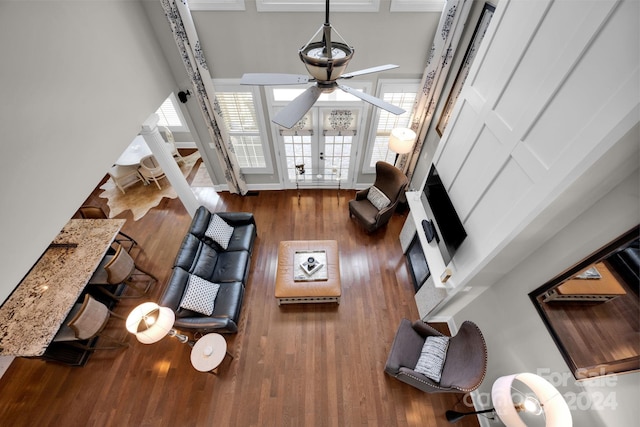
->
xmin=348 ymin=161 xmax=408 ymax=232
xmin=384 ymin=319 xmax=487 ymax=393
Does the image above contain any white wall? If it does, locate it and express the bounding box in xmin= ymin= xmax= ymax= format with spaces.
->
xmin=0 ymin=1 xmax=177 ymax=303
xmin=429 ymin=0 xmax=639 ymax=295
xmin=419 ymin=0 xmax=640 ymax=424
xmin=455 ymin=168 xmax=639 ymax=426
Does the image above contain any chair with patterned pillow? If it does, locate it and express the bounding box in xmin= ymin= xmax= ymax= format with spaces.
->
xmin=348 ymin=161 xmax=408 ymax=233
xmin=384 ymin=318 xmax=487 ymax=393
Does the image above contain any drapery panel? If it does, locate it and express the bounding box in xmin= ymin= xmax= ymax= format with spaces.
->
xmin=396 ymin=0 xmax=473 ymax=181
xmin=161 ymin=0 xmax=248 ymax=195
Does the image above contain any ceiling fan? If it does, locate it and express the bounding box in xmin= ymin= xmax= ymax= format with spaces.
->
xmin=240 ymin=0 xmax=405 ymax=129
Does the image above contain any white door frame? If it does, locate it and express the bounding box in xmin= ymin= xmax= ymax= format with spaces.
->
xmin=266 ymin=82 xmax=371 ymax=189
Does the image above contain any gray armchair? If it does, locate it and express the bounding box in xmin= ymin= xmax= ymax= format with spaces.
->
xmin=384 ymin=318 xmax=487 ymax=393
xmin=348 ymin=161 xmax=408 ymax=232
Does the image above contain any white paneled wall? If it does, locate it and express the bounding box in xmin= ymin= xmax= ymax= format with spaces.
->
xmin=429 ymin=0 xmax=639 ymax=293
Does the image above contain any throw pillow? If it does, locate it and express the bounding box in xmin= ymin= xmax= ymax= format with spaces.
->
xmin=367 ymin=185 xmax=391 ymax=210
xmin=414 ymin=336 xmax=450 ymax=382
xmin=205 ymin=214 xmax=234 ymax=250
xmin=179 ymin=274 xmax=220 ymax=316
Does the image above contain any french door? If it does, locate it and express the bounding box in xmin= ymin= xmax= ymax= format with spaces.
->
xmin=276 ymin=106 xmax=363 ymax=188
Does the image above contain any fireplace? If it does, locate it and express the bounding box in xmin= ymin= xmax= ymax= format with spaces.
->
xmin=406 ymin=234 xmax=430 ymax=292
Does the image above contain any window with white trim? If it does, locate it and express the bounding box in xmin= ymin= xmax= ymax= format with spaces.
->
xmin=189 ymin=0 xmax=246 ymax=11
xmin=364 ymin=79 xmax=419 ymax=173
xmin=155 ymin=93 xmax=188 ymax=131
xmin=214 ymin=81 xmax=272 ymax=174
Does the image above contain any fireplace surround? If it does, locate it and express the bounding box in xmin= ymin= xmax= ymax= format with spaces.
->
xmin=406 ymin=234 xmax=430 ymax=292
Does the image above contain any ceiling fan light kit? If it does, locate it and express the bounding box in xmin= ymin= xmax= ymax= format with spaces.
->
xmin=298 ymin=11 xmax=354 ymax=85
xmin=240 ymin=0 xmax=405 ymax=129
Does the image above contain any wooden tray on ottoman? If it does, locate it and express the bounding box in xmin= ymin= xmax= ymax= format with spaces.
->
xmin=275 ymin=240 xmax=341 ymax=305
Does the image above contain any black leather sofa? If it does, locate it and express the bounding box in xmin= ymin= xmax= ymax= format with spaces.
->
xmin=159 ymin=206 xmax=257 ymax=333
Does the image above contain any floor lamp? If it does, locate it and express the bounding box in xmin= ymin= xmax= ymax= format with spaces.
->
xmin=446 ymin=373 xmax=572 ymax=426
xmin=389 ymin=127 xmax=416 ymax=165
xmin=126 ymin=302 xmax=194 ymax=346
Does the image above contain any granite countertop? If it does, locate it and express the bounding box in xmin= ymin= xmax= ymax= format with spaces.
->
xmin=0 ymin=219 xmax=126 ymax=357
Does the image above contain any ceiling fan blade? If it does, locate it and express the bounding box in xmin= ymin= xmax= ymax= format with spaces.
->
xmin=338 ymin=84 xmax=405 ymax=115
xmin=340 ymin=64 xmax=399 ymax=79
xmin=240 ymin=73 xmax=311 ymax=86
xmin=272 ymin=86 xmax=323 ymax=129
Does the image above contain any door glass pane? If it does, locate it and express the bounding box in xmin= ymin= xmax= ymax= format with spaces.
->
xmin=323 ymin=135 xmax=351 ymax=181
xmin=284 ymin=134 xmax=313 ymax=182
xmin=276 ymin=105 xmax=361 ymax=187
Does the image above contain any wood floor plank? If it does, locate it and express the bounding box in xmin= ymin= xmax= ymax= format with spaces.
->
xmin=0 ymin=177 xmax=481 ymax=427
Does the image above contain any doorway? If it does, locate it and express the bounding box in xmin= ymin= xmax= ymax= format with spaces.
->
xmin=269 ymin=86 xmax=368 ymax=189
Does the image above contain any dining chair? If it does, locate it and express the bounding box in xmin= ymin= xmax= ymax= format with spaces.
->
xmin=138 ymin=155 xmax=166 ymax=189
xmin=78 ymin=205 xmax=138 ymax=252
xmin=88 ymin=243 xmax=157 ymax=300
xmin=52 ymin=294 xmax=129 ymax=351
xmin=108 ymin=165 xmax=144 ymax=194
xmin=162 ymin=126 xmax=185 ymax=164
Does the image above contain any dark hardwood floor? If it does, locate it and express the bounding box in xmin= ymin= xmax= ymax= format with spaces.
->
xmin=0 ymin=164 xmax=481 ymax=427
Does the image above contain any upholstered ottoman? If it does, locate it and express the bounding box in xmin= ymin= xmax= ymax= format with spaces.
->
xmin=275 ymin=240 xmax=341 ymax=305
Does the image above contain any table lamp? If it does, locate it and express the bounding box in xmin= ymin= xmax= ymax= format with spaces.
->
xmin=126 ymin=302 xmax=192 ymax=345
xmin=446 ymin=372 xmax=572 ymax=426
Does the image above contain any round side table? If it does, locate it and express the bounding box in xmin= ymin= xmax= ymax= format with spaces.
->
xmin=190 ymin=333 xmax=230 ymax=374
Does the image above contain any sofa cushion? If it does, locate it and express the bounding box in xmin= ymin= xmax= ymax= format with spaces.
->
xmin=367 ymin=185 xmax=391 ymax=210
xmin=189 ymin=208 xmax=257 ymax=253
xmin=225 ymin=223 xmax=256 ymax=252
xmin=159 ymin=267 xmax=190 ymax=310
xmin=210 ymin=281 xmax=244 ymax=321
xmin=174 ymin=281 xmax=244 ymax=329
xmin=179 ymin=275 xmax=220 ymax=316
xmin=205 ymin=214 xmax=234 ymax=250
xmin=348 ymin=198 xmax=380 ymax=228
xmin=189 ymin=242 xmax=220 ymax=279
xmin=188 ymin=205 xmax=212 ymax=237
xmin=414 ymin=336 xmax=450 ymax=382
xmin=174 ymin=233 xmax=204 ymax=271
xmin=210 ymin=250 xmax=250 ymax=283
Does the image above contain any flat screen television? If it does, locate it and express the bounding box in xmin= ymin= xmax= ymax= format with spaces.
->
xmin=422 ymin=164 xmax=467 ymax=264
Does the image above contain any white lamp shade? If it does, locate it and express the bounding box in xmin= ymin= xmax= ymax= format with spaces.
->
xmin=388 ymin=128 xmax=416 ymax=154
xmin=492 ymin=373 xmax=572 ymax=427
xmin=126 ymin=302 xmax=175 ymax=344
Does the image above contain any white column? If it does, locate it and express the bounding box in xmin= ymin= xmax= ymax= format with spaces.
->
xmin=140 ymin=114 xmax=199 ymax=217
